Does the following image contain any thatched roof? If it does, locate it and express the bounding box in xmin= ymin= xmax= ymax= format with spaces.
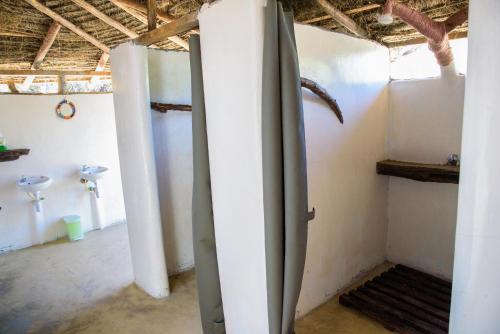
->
xmin=0 ymin=0 xmax=468 ymax=85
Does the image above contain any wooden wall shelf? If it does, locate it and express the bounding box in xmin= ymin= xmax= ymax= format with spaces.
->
xmin=377 ymin=159 xmax=459 ymax=184
xmin=0 ymin=149 xmax=30 ymax=162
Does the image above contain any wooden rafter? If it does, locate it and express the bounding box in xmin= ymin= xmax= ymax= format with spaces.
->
xmin=147 ymin=0 xmax=157 ymax=31
xmin=22 ymin=20 xmax=61 ymax=88
xmin=24 ymin=0 xmax=110 ymax=53
xmin=0 ymin=70 xmax=112 ymax=76
xmin=301 ymin=4 xmax=381 ymax=24
xmin=316 ymin=0 xmax=368 ymax=38
xmin=70 ymin=0 xmax=139 ymax=38
xmin=135 ymin=11 xmax=198 ymax=46
xmin=110 ymin=0 xmax=189 ymax=49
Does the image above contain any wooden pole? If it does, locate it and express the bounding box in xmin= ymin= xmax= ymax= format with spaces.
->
xmin=316 ymin=0 xmax=368 ymax=38
xmin=0 ymin=70 xmax=112 ymax=76
xmin=58 ymin=75 xmax=65 ymax=95
xmin=70 ymin=0 xmax=139 ymax=38
xmin=23 ymin=0 xmax=110 ymax=53
xmin=22 ymin=20 xmax=61 ymax=88
xmin=110 ymin=0 xmax=189 ymax=49
xmin=301 ymin=4 xmax=381 ymax=24
xmin=147 ymin=0 xmax=157 ymax=31
xmin=135 ymin=11 xmax=198 ymax=46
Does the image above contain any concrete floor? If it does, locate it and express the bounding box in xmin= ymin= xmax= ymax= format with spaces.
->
xmin=1 ymin=223 xmax=391 ymax=334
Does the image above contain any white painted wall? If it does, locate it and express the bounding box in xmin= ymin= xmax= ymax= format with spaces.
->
xmin=110 ymin=43 xmax=169 ymax=298
xmin=148 ymin=50 xmax=195 ymax=274
xmin=144 ymin=19 xmax=391 ymax=326
xmin=295 ymin=25 xmax=390 ymax=317
xmin=0 ymin=94 xmax=126 ymax=252
xmin=199 ymin=1 xmax=269 ymax=333
xmin=386 ymin=77 xmax=465 ymax=279
xmin=450 ymin=0 xmax=500 ymax=332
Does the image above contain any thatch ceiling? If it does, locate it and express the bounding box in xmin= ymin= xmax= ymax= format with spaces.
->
xmin=0 ymin=0 xmax=468 ymax=84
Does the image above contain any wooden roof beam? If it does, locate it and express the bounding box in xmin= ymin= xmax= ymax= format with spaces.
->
xmin=24 ymin=0 xmax=110 ymax=53
xmin=147 ymin=0 xmax=157 ymax=31
xmin=134 ymin=11 xmax=198 ymax=46
xmin=22 ymin=20 xmax=61 ymax=88
xmin=0 ymin=70 xmax=112 ymax=76
xmin=70 ymin=0 xmax=139 ymax=38
xmin=301 ymin=4 xmax=381 ymax=24
xmin=316 ymin=0 xmax=368 ymax=38
xmin=110 ymin=0 xmax=190 ymax=49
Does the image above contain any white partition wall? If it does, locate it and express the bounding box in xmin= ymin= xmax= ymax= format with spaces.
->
xmin=198 ymin=1 xmax=269 ymax=333
xmin=110 ymin=43 xmax=169 ymax=298
xmin=450 ymin=0 xmax=500 ymax=332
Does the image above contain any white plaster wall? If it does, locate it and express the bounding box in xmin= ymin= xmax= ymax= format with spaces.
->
xmin=386 ymin=77 xmax=465 ymax=279
xmin=0 ymin=94 xmax=126 ymax=252
xmin=295 ymin=25 xmax=390 ymax=317
xmin=199 ymin=0 xmax=269 ymax=333
xmin=450 ymin=0 xmax=500 ymax=331
xmin=148 ymin=50 xmax=195 ymax=274
xmin=110 ymin=43 xmax=169 ymax=298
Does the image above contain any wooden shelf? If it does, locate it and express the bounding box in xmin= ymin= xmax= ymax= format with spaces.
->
xmin=0 ymin=149 xmax=30 ymax=162
xmin=376 ymin=159 xmax=459 ymax=184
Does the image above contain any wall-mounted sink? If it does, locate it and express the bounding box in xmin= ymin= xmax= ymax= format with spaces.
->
xmin=16 ymin=176 xmax=52 ymax=193
xmin=80 ymin=165 xmax=108 ymax=183
xmin=16 ymin=175 xmax=52 ymax=213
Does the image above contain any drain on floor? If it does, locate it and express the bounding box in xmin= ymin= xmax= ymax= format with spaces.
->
xmin=339 ymin=264 xmax=451 ymax=334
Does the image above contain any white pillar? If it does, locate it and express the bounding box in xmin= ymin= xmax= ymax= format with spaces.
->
xmin=198 ymin=1 xmax=269 ymax=333
xmin=110 ymin=42 xmax=169 ymax=298
xmin=450 ymin=1 xmax=500 ymax=332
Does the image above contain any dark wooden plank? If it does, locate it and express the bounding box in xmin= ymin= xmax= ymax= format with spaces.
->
xmin=340 ymin=294 xmax=421 ymax=334
xmin=395 ymin=264 xmax=452 ymax=289
xmin=359 ymin=285 xmax=449 ymax=331
xmin=351 ymin=290 xmax=448 ymax=334
xmin=367 ymin=281 xmax=450 ymax=321
xmin=0 ymin=149 xmax=30 ymax=162
xmin=381 ymin=271 xmax=451 ymax=303
xmin=374 ymin=276 xmax=451 ymax=312
xmin=376 ymin=159 xmax=459 ymax=184
xmin=388 ymin=268 xmax=451 ymax=295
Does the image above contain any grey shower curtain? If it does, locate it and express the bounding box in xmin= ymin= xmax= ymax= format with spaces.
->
xmin=190 ymin=35 xmax=225 ymax=334
xmin=262 ymin=1 xmax=310 ymax=334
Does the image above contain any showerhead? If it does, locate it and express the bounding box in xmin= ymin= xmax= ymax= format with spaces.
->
xmin=378 ymin=14 xmax=394 ymax=25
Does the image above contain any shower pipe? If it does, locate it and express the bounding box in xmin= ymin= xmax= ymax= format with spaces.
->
xmin=379 ymin=0 xmax=468 ymax=69
xmin=151 ymin=77 xmax=344 ymax=124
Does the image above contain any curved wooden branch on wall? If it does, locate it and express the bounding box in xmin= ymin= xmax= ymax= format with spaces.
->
xmin=300 ymin=77 xmax=343 ymax=124
xmin=151 ymin=77 xmax=344 ymax=124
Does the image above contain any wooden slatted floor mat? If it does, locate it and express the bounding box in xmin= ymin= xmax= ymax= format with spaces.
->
xmin=339 ymin=264 xmax=452 ymax=334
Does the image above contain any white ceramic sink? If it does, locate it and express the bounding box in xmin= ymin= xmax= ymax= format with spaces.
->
xmin=16 ymin=176 xmax=52 ymax=193
xmin=80 ymin=165 xmax=108 ymax=182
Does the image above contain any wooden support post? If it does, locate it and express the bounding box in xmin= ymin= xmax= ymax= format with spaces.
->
xmin=316 ymin=0 xmax=368 ymax=38
xmin=58 ymin=75 xmax=65 ymax=95
xmin=24 ymin=0 xmax=110 ymax=53
xmin=7 ymin=82 xmax=19 ymax=94
xmin=147 ymin=0 xmax=157 ymax=31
